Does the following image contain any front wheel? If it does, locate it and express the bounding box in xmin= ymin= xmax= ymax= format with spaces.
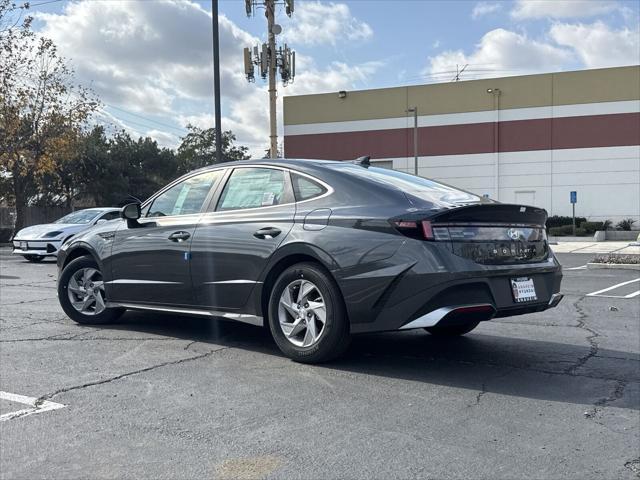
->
xmin=23 ymin=254 xmax=44 ymax=262
xmin=58 ymin=256 xmax=124 ymax=325
xmin=268 ymin=262 xmax=351 ymax=363
xmin=424 ymin=321 xmax=480 ymax=336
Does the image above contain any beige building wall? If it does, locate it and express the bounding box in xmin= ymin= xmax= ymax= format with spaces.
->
xmin=284 ymin=66 xmax=640 ymax=224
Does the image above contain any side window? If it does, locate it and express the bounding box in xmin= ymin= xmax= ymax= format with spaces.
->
xmin=99 ymin=211 xmax=120 ymax=221
xmin=147 ymin=170 xmax=222 ymax=217
xmin=217 ymin=168 xmax=285 ymax=211
xmin=292 ymin=173 xmax=327 ymax=201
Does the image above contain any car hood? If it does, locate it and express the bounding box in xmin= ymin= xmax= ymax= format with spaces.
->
xmin=14 ymin=223 xmax=88 ymax=239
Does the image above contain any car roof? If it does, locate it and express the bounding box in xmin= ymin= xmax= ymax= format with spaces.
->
xmin=190 ymin=158 xmax=346 ymax=176
xmin=77 ymin=207 xmax=120 ymax=214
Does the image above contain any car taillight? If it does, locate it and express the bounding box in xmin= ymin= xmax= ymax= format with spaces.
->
xmin=392 ymin=219 xmax=435 ymax=240
xmin=421 ymin=220 xmax=434 ymax=240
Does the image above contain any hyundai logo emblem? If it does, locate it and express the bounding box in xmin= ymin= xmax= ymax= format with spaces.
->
xmin=507 ymin=228 xmax=522 ymax=240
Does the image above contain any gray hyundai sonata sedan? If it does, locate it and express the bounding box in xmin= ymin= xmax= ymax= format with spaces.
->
xmin=57 ymin=158 xmax=563 ymax=362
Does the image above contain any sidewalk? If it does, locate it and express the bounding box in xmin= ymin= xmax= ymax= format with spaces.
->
xmin=551 ymin=241 xmax=640 ymax=255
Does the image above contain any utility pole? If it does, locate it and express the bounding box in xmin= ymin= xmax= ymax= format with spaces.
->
xmin=244 ymin=0 xmax=295 ymax=159
xmin=211 ymin=0 xmax=223 ymax=163
xmin=487 ymin=87 xmax=501 ymax=200
xmin=406 ymin=106 xmax=418 ymax=176
xmin=266 ymin=0 xmax=277 ymax=159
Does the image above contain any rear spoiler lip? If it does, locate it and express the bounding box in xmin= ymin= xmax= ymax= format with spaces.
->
xmin=423 ymin=203 xmax=548 ymax=226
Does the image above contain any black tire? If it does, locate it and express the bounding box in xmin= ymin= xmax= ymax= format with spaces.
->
xmin=424 ymin=321 xmax=480 ymax=336
xmin=268 ymin=262 xmax=351 ymax=363
xmin=58 ymin=256 xmax=125 ymax=325
xmin=23 ymin=255 xmax=44 ymax=262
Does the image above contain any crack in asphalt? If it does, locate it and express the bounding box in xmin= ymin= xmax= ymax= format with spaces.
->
xmin=362 ymin=351 xmax=632 ymax=384
xmin=1 ymin=297 xmax=58 ymax=306
xmin=564 ymin=296 xmax=601 ymax=376
xmin=584 ymin=380 xmax=629 ymax=421
xmin=474 ymin=383 xmax=487 ymax=405
xmin=14 ymin=345 xmax=233 ymax=416
xmin=0 ymin=317 xmax=68 ymax=330
xmin=0 ymin=335 xmax=182 ymax=343
xmin=625 ymin=458 xmax=640 ymax=478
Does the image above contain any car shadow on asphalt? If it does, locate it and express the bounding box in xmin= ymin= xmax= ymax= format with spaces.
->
xmin=93 ymin=311 xmax=639 ymax=410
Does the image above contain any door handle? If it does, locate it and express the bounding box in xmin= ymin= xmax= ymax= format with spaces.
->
xmin=253 ymin=227 xmax=281 ymax=239
xmin=168 ymin=231 xmax=191 ymax=242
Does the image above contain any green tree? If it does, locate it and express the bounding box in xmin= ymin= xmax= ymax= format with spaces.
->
xmin=89 ymin=131 xmax=178 ymax=206
xmin=0 ymin=0 xmax=98 ymax=231
xmin=176 ymin=125 xmax=249 ymax=175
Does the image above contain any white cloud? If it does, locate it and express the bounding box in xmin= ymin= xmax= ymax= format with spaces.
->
xmin=472 ymin=2 xmax=502 ymax=19
xmin=511 ymin=0 xmax=622 ymax=19
xmin=146 ymin=130 xmax=180 ymax=149
xmin=550 ymin=21 xmax=640 ymax=68
xmin=426 ymin=28 xmax=573 ymax=78
xmin=36 ymin=0 xmax=258 ymax=113
xmin=34 ymin=0 xmax=381 ymax=158
xmin=179 ymin=58 xmax=383 ymax=157
xmin=282 ymin=1 xmax=373 ymax=46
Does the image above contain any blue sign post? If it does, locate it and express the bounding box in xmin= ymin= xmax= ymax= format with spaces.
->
xmin=570 ymin=191 xmax=577 ymax=235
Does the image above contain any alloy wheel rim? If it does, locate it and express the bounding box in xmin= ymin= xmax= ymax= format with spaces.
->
xmin=278 ymin=279 xmax=327 ymax=347
xmin=67 ymin=267 xmax=106 ymax=316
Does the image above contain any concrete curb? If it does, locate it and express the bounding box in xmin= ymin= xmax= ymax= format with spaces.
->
xmin=587 ymin=263 xmax=640 ymax=271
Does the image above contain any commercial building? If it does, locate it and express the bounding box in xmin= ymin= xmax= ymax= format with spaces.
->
xmin=283 ymin=66 xmax=640 ymax=223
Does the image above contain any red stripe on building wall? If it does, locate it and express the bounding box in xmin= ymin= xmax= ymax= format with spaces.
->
xmin=283 ymin=112 xmax=640 ymax=160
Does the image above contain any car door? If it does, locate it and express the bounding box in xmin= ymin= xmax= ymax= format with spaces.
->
xmin=190 ymin=166 xmax=296 ymax=310
xmin=109 ymin=169 xmax=224 ymax=306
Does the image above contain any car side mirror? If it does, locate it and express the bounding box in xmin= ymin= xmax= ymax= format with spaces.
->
xmin=95 ymin=219 xmax=107 ymax=225
xmin=121 ymin=202 xmax=141 ymax=228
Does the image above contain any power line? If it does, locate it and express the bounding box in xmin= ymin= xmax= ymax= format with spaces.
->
xmin=19 ymin=0 xmax=64 ymax=8
xmin=105 ymin=105 xmax=188 ymax=133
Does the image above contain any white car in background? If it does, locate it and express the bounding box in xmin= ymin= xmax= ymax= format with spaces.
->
xmin=11 ymin=208 xmax=121 ymax=262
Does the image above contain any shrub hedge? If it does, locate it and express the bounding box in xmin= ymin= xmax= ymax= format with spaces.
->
xmin=548 ymin=225 xmax=588 ymax=236
xmin=546 ymin=215 xmax=587 ymax=229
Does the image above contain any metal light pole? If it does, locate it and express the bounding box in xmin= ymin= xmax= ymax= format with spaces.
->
xmin=406 ymin=106 xmax=418 ymax=176
xmin=212 ymin=0 xmax=223 ymax=163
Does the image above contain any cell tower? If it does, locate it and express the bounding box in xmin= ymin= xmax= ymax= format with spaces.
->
xmin=243 ymin=0 xmax=295 ymax=159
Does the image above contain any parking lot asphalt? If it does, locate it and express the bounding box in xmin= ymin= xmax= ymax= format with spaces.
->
xmin=1 ymin=247 xmax=638 ymax=480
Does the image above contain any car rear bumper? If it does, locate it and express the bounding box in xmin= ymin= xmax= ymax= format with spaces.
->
xmin=12 ymin=239 xmax=62 ymax=257
xmin=340 ymin=241 xmax=563 ymax=334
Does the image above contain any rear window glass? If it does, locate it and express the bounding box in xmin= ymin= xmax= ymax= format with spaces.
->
xmin=331 ymin=165 xmax=481 ymax=205
xmin=292 ymin=173 xmax=327 ymax=201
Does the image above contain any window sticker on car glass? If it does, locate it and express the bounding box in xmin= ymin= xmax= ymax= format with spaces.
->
xmin=172 ymin=185 xmax=192 ymax=215
xmin=262 ymin=191 xmax=275 ymax=206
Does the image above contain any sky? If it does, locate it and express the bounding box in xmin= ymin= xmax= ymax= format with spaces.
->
xmin=23 ymin=0 xmax=640 ymax=157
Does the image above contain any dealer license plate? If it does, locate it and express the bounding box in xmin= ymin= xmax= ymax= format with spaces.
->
xmin=510 ymin=277 xmax=537 ymax=303
xmin=20 ymin=241 xmax=28 ymax=250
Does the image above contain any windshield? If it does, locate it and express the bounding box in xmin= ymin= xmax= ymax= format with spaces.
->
xmin=332 ymin=165 xmax=482 ymax=205
xmin=54 ymin=210 xmax=102 ymax=225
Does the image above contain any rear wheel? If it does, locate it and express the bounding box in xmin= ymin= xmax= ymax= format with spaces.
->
xmin=58 ymin=256 xmax=124 ymax=325
xmin=23 ymin=255 xmax=44 ymax=262
xmin=268 ymin=262 xmax=350 ymax=363
xmin=424 ymin=321 xmax=480 ymax=336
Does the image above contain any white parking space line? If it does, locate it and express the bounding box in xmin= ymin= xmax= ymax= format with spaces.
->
xmin=586 ymin=278 xmax=640 ymax=299
xmin=565 ymin=265 xmax=587 ymax=270
xmin=0 ymin=391 xmax=65 ymax=421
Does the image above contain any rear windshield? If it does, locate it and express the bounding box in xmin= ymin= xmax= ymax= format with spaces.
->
xmin=331 ymin=164 xmax=482 ymax=205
